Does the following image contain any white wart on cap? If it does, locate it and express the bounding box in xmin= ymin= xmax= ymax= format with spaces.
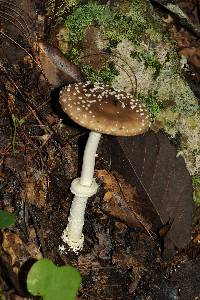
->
xmin=59 ymin=81 xmax=150 ymax=136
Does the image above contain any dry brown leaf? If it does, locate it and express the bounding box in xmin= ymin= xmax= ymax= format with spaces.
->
xmin=2 ymin=232 xmax=25 ymax=268
xmin=104 ymin=132 xmax=193 ymax=251
xmin=96 ymin=170 xmax=154 ymax=234
xmin=2 ymin=230 xmax=42 ymax=273
xmin=38 ymin=41 xmax=84 ymax=88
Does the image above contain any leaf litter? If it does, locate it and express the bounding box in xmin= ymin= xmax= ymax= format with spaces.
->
xmin=0 ymin=0 xmax=199 ymax=299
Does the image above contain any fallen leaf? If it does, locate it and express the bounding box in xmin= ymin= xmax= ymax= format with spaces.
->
xmin=96 ymin=170 xmax=158 ymax=235
xmin=2 ymin=231 xmax=42 ymax=270
xmin=38 ymin=42 xmax=84 ymax=88
xmin=103 ymin=131 xmax=193 ymax=250
xmin=2 ymin=232 xmax=24 ymax=267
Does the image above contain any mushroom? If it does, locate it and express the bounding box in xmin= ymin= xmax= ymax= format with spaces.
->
xmin=59 ymin=81 xmax=150 ymax=252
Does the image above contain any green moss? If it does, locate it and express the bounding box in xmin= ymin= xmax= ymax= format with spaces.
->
xmin=165 ymin=120 xmax=176 ymax=131
xmin=65 ymin=3 xmax=109 ymax=44
xmin=192 ymin=176 xmax=200 ymax=206
xmin=192 ymin=176 xmax=200 ymax=188
xmin=58 ymin=0 xmax=199 ymax=176
xmin=142 ymin=52 xmax=162 ymax=78
xmin=194 ymin=190 xmax=200 ymax=206
xmin=64 ymin=1 xmax=153 ymax=46
xmin=165 ymin=50 xmax=182 ymax=75
xmin=104 ymin=15 xmax=141 ymax=43
xmin=66 ymin=0 xmax=79 ymax=8
xmin=63 ymin=1 xmax=163 ymax=85
xmin=62 ymin=1 xmax=199 ymax=179
xmin=82 ymin=64 xmax=118 ymax=84
xmin=139 ymin=90 xmax=163 ymax=120
xmin=172 ymin=79 xmax=199 ymax=114
xmin=70 ymin=47 xmax=80 ymax=64
xmin=131 ymin=50 xmax=162 ymax=78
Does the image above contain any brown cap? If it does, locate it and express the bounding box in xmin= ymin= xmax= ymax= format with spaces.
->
xmin=59 ymin=82 xmax=150 ymax=136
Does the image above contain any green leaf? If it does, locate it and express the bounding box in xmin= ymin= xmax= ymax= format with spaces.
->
xmin=11 ymin=114 xmax=17 ymax=124
xmin=27 ymin=259 xmax=81 ymax=300
xmin=18 ymin=118 xmax=25 ymax=126
xmin=0 ymin=210 xmax=15 ymax=229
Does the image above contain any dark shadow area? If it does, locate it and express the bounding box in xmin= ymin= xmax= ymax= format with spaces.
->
xmin=18 ymin=258 xmax=37 ymax=295
xmin=50 ymin=86 xmax=84 ymax=131
xmin=0 ymin=253 xmax=28 ymax=297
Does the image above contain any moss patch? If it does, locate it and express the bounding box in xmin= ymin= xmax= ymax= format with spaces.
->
xmin=62 ymin=1 xmax=167 ymax=88
xmin=64 ymin=1 xmax=155 ymax=46
xmin=192 ymin=176 xmax=200 ymax=206
xmin=82 ymin=64 xmax=118 ymax=84
xmin=65 ymin=3 xmax=109 ymax=44
xmin=58 ymin=0 xmax=200 ymax=176
xmin=139 ymin=90 xmax=163 ymax=121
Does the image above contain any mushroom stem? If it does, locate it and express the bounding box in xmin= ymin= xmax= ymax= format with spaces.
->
xmin=62 ymin=131 xmax=101 ymax=252
xmin=80 ymin=131 xmax=102 ymax=186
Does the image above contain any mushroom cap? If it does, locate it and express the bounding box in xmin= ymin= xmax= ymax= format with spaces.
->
xmin=59 ymin=81 xmax=150 ymax=136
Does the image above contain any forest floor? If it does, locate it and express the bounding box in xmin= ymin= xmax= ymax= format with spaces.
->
xmin=0 ymin=0 xmax=200 ymax=299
